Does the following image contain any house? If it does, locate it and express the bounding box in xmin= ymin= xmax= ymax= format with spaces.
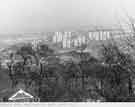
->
xmin=0 ymin=88 xmax=40 ymax=102
xmin=8 ymin=89 xmax=40 ymax=102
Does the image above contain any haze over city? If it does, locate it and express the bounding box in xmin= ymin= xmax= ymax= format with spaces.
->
xmin=0 ymin=0 xmax=134 ymax=33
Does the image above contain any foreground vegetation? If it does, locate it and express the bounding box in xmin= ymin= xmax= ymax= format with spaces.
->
xmin=0 ymin=33 xmax=135 ymax=102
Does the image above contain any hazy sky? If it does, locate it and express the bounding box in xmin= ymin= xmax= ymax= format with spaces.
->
xmin=0 ymin=0 xmax=134 ymax=33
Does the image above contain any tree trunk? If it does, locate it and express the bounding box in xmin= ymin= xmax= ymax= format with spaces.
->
xmin=128 ymin=77 xmax=133 ymax=95
xmin=40 ymin=63 xmax=43 ymax=77
xmin=8 ymin=65 xmax=14 ymax=88
xmin=82 ymin=72 xmax=85 ymax=89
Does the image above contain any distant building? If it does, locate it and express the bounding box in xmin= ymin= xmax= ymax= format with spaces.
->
xmin=51 ymin=29 xmax=130 ymax=49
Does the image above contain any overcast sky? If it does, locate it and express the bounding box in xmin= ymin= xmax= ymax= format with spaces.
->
xmin=0 ymin=0 xmax=134 ymax=33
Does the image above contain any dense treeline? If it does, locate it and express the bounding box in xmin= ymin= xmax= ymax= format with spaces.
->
xmin=1 ymin=37 xmax=135 ymax=102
